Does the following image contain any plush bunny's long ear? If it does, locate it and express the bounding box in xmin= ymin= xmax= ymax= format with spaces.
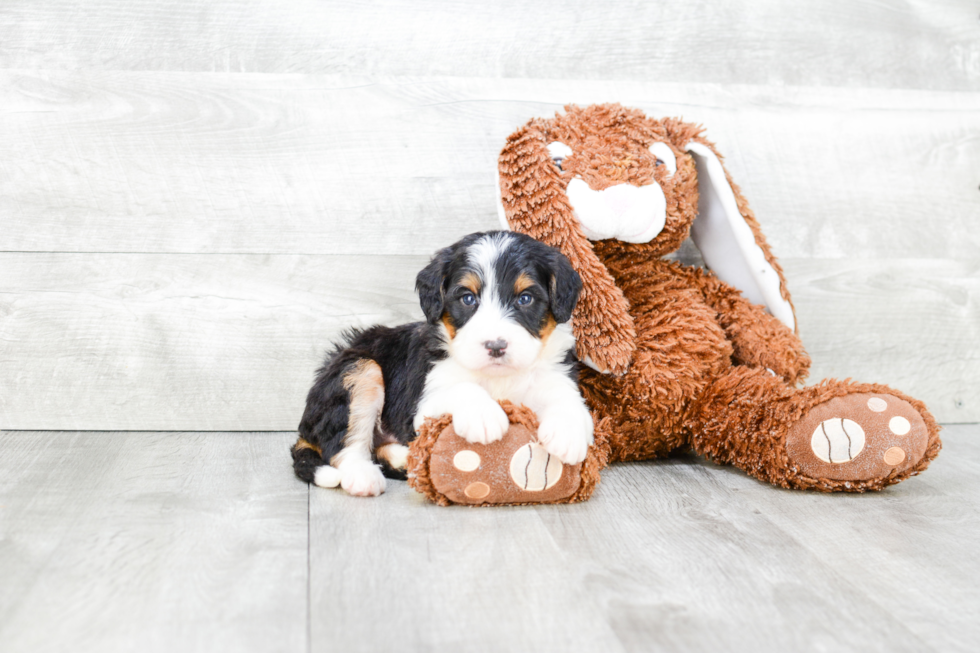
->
xmin=498 ymin=120 xmax=637 ymax=374
xmin=685 ymin=140 xmax=798 ymax=333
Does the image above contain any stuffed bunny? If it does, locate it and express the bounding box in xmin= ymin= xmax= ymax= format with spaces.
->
xmin=496 ymin=103 xmax=940 ymax=491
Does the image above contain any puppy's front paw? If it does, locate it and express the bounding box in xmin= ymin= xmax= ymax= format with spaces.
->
xmin=537 ymin=404 xmax=594 ymax=465
xmin=337 ymin=459 xmax=386 ymax=497
xmin=313 ymin=465 xmax=342 ymax=488
xmin=452 ymin=395 xmax=509 ymax=445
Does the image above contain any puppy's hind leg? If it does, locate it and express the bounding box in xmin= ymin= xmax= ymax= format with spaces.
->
xmin=291 ymin=438 xmax=340 ymax=487
xmin=332 ymin=359 xmax=387 ymax=497
xmin=376 ymin=442 xmax=410 ymax=479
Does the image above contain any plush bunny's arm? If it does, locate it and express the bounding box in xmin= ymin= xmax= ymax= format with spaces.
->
xmin=691 ymin=269 xmax=810 ymax=385
xmin=498 ymin=124 xmax=636 ymax=375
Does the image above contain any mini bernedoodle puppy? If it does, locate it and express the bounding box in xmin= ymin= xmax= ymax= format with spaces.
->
xmin=291 ymin=231 xmax=594 ymax=496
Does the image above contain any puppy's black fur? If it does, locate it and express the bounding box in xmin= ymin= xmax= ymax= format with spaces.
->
xmin=292 ymin=231 xmax=582 ymax=484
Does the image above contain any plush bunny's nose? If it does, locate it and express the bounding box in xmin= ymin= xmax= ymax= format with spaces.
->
xmin=564 ymin=178 xmax=666 ymax=243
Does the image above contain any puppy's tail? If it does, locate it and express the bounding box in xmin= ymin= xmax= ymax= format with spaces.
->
xmin=291 ymin=439 xmax=340 ymax=487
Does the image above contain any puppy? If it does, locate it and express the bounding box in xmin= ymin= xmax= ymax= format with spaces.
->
xmin=291 ymin=231 xmax=594 ymax=497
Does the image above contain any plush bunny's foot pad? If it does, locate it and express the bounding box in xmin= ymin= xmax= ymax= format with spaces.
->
xmin=786 ymin=392 xmax=933 ymax=484
xmin=407 ymin=402 xmax=608 ymax=506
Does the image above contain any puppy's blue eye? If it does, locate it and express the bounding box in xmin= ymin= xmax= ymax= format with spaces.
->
xmin=460 ymin=293 xmax=477 ymax=306
xmin=517 ymin=293 xmax=533 ymax=306
xmin=552 ymin=157 xmax=564 ymax=171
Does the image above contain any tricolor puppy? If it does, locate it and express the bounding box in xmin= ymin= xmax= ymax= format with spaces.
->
xmin=291 ymin=231 xmax=594 ymax=497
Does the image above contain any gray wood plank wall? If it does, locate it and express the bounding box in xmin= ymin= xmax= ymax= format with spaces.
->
xmin=1 ymin=2 xmax=978 ymax=429
xmin=2 ymin=1 xmax=977 ymax=91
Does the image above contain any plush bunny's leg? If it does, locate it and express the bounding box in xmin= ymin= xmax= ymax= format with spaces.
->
xmin=689 ymin=268 xmax=811 ymax=385
xmin=580 ymin=257 xmax=735 ymax=462
xmin=686 ymin=367 xmax=942 ymax=491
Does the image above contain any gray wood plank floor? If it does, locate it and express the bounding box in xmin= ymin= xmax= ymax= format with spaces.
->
xmin=0 ymin=431 xmax=307 ymax=653
xmin=1 ymin=426 xmax=977 ymax=653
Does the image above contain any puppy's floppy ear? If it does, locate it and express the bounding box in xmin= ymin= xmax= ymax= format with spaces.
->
xmin=684 ymin=136 xmax=798 ymax=334
xmin=415 ymin=245 xmax=455 ymax=324
xmin=498 ymin=110 xmax=637 ymax=374
xmin=547 ymin=249 xmax=582 ymax=324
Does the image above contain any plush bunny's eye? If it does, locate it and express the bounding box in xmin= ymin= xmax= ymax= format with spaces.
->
xmin=546 ymin=141 xmax=573 ymax=173
xmin=649 ymin=142 xmax=677 ymax=175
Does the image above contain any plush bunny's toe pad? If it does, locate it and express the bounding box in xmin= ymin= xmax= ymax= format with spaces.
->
xmin=786 ymin=393 xmax=930 ymax=482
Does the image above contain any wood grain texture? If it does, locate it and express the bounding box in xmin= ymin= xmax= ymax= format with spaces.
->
xmin=0 ymin=431 xmax=307 ymax=653
xmin=1 ymin=254 xmax=976 ymax=430
xmin=728 ymin=423 xmax=980 ymax=652
xmin=0 ymin=1 xmax=977 ymax=92
xmin=308 ymin=426 xmax=980 ymax=653
xmin=0 ymin=252 xmax=427 ymax=431
xmin=309 ymin=483 xmax=627 ymax=653
xmin=2 ymin=72 xmax=979 ymax=258
xmin=3 ymin=428 xmax=974 ymax=652
xmin=789 ymin=258 xmax=980 ymax=422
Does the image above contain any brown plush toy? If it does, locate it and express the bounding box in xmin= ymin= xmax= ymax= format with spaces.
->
xmin=408 ymin=402 xmax=610 ymax=506
xmin=495 ymin=103 xmax=941 ymax=492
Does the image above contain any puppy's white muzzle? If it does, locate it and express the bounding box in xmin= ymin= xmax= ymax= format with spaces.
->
xmin=450 ymin=303 xmax=542 ymax=375
xmin=565 ymin=178 xmax=667 ymax=243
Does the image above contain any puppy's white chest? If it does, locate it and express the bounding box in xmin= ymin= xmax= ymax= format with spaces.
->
xmin=425 ymin=357 xmax=533 ymax=404
xmin=481 ymin=373 xmax=534 ymax=404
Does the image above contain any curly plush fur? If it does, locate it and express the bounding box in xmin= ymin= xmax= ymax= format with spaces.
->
xmin=497 ymin=103 xmax=941 ymax=491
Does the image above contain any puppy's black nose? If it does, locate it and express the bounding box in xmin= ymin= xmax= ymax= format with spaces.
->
xmin=484 ymin=339 xmax=507 ymax=358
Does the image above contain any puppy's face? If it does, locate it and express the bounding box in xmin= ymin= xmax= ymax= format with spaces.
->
xmin=416 ymin=232 xmax=581 ymax=376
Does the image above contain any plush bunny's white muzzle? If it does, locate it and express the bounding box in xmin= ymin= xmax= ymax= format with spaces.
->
xmin=565 ymin=178 xmax=667 ymax=243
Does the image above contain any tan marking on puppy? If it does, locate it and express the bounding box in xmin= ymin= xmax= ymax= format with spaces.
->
xmin=292 ymin=438 xmax=322 ymax=456
xmin=331 ymin=359 xmax=385 ymax=467
xmin=376 ymin=443 xmax=410 ymax=471
xmin=441 ymin=313 xmax=457 ymax=339
xmin=459 ymin=272 xmax=481 ymax=295
xmin=539 ymin=314 xmax=557 ymax=344
xmin=514 ymin=273 xmax=535 ymax=294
